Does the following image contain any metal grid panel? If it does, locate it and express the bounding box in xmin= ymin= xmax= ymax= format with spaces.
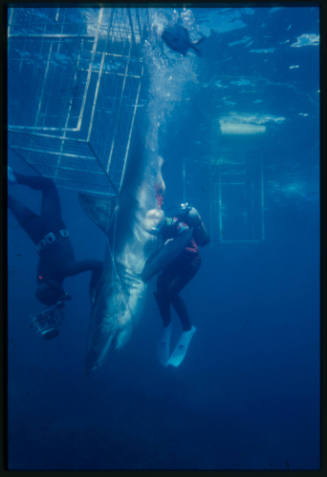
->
xmin=8 ymin=7 xmax=150 ymax=196
xmin=188 ymin=147 xmax=265 ymax=243
xmin=209 ymin=156 xmax=265 ymax=243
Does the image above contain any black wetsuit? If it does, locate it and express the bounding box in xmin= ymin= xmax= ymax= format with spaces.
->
xmin=8 ymin=173 xmax=102 ymax=295
xmin=154 ymin=217 xmax=201 ymax=332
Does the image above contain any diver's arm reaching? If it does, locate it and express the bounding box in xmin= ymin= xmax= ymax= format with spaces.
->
xmin=141 ymin=218 xmax=193 ymax=282
xmin=65 ymin=259 xmax=103 ymax=277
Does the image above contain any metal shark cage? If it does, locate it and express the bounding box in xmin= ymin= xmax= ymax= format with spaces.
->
xmin=208 ymin=151 xmax=265 ymax=243
xmin=8 ymin=7 xmax=150 ymax=197
xmin=185 ymin=136 xmax=265 ymax=244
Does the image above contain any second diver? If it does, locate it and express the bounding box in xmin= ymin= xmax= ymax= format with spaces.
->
xmin=142 ymin=202 xmax=209 ymax=367
xmin=8 ymin=167 xmax=103 ymax=339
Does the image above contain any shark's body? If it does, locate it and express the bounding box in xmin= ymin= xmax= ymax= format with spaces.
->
xmin=80 ymin=137 xmax=165 ymax=374
xmin=79 ymin=18 xmax=202 ymax=373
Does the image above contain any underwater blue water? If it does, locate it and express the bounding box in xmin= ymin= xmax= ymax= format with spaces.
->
xmin=7 ymin=6 xmax=319 ymax=470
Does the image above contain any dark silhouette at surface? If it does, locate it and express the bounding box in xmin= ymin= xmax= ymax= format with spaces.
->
xmin=161 ymin=23 xmax=205 ymax=56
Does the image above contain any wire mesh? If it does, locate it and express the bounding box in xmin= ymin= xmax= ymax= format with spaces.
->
xmin=8 ymin=7 xmax=150 ymax=196
xmin=207 ymin=155 xmax=265 ymax=243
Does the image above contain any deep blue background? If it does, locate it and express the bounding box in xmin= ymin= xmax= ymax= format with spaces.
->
xmin=7 ymin=6 xmax=320 ymax=470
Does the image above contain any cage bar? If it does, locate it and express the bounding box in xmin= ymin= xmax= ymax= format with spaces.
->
xmin=8 ymin=7 xmax=150 ymax=197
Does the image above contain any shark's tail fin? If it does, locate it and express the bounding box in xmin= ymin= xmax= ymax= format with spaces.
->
xmin=79 ymin=192 xmax=117 ymax=235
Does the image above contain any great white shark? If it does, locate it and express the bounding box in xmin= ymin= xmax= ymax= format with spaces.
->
xmin=79 ymin=126 xmax=166 ymax=374
xmin=78 ymin=12 xmax=200 ymax=373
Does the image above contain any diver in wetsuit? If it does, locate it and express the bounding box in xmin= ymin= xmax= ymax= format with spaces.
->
xmin=8 ymin=167 xmax=102 ymax=337
xmin=142 ymin=202 xmax=209 ymax=367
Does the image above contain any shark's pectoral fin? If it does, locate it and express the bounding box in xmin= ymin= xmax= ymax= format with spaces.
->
xmin=79 ymin=192 xmax=117 ymax=235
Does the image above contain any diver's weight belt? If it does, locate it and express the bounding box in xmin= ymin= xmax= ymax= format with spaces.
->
xmin=36 ymin=229 xmax=69 ymax=254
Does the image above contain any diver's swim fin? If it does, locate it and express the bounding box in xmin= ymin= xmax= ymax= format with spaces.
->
xmin=158 ymin=323 xmax=172 ymax=366
xmin=166 ymin=326 xmax=196 ymax=367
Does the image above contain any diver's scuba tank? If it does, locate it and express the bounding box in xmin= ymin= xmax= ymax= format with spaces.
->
xmin=176 ymin=202 xmax=210 ymax=246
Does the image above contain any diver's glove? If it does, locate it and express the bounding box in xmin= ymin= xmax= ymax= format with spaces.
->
xmin=148 ymin=216 xmax=173 ymax=236
xmin=58 ymin=292 xmax=72 ymax=304
xmin=186 ymin=207 xmax=202 ymax=227
xmin=178 ymin=203 xmax=210 ymax=246
xmin=148 ymin=226 xmax=161 ymax=236
xmin=177 ymin=203 xmax=201 ymax=227
xmin=144 ymin=208 xmax=164 ymax=235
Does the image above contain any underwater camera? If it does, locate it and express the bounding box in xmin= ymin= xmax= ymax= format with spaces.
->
xmin=30 ymin=293 xmax=71 ymax=340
